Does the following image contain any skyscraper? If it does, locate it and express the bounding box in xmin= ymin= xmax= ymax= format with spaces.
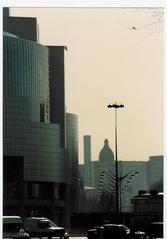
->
xmin=66 ymin=113 xmax=79 ymax=212
xmin=84 ymin=135 xmax=92 ymax=187
xmin=48 ymin=46 xmax=66 ymax=148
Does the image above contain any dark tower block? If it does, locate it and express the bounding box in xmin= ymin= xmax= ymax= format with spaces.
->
xmin=3 ymin=8 xmax=37 ymax=42
xmin=48 ymin=46 xmax=66 ymax=148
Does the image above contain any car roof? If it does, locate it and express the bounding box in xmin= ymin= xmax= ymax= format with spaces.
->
xmin=25 ymin=217 xmax=49 ymax=220
xmin=151 ymin=222 xmax=163 ymax=225
xmin=103 ymin=224 xmax=126 ymax=227
xmin=3 ymin=216 xmax=22 ymax=223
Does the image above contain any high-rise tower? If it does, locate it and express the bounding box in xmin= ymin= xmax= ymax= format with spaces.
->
xmin=47 ymin=46 xmax=66 ymax=148
xmin=83 ymin=135 xmax=92 ymax=187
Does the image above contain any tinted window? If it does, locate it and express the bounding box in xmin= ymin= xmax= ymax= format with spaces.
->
xmin=3 ymin=223 xmax=23 ymax=232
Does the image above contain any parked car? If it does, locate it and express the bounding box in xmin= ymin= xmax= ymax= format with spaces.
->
xmin=132 ymin=231 xmax=149 ymax=239
xmin=3 ymin=216 xmax=30 ymax=239
xmin=24 ymin=217 xmax=69 ymax=239
xmin=88 ymin=224 xmax=131 ymax=239
xmin=87 ymin=223 xmax=148 ymax=239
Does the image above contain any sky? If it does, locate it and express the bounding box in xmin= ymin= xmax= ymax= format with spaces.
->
xmin=10 ymin=7 xmax=164 ymax=164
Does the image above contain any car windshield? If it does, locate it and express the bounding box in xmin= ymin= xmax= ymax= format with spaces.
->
xmin=121 ymin=225 xmax=130 ymax=233
xmin=38 ymin=220 xmax=57 ymax=229
xmin=48 ymin=220 xmax=57 ymax=227
xmin=3 ymin=223 xmax=24 ymax=232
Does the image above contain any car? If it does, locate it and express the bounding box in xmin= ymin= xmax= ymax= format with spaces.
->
xmin=3 ymin=216 xmax=30 ymax=239
xmin=132 ymin=231 xmax=149 ymax=239
xmin=88 ymin=223 xmax=131 ymax=239
xmin=87 ymin=226 xmax=104 ymax=239
xmin=24 ymin=217 xmax=69 ymax=239
xmin=87 ymin=223 xmax=148 ymax=239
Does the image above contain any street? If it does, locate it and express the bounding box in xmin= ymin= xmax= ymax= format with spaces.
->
xmin=31 ymin=237 xmax=87 ymax=239
xmin=69 ymin=237 xmax=87 ymax=239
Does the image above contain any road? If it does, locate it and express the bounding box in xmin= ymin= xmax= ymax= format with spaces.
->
xmin=32 ymin=237 xmax=87 ymax=239
xmin=69 ymin=237 xmax=87 ymax=239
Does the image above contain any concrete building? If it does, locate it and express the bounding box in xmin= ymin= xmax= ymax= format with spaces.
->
xmin=147 ymin=155 xmax=163 ymax=189
xmin=118 ymin=161 xmax=148 ymax=212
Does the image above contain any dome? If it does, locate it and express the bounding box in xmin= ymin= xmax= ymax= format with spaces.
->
xmin=3 ymin=31 xmax=18 ymax=38
xmin=99 ymin=139 xmax=114 ymax=162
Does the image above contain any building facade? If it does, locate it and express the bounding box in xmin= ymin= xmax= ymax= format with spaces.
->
xmin=3 ymin=8 xmax=38 ymax=42
xmin=147 ymin=155 xmax=163 ymax=189
xmin=48 ymin=46 xmax=66 ymax=148
xmin=118 ymin=161 xmax=148 ymax=212
xmin=3 ymin=8 xmax=83 ymax=229
xmin=3 ymin=31 xmax=70 ymax=226
xmin=131 ymin=191 xmax=163 ymax=218
xmin=66 ymin=113 xmax=79 ymax=213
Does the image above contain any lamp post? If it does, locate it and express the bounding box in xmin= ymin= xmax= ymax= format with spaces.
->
xmin=108 ymin=103 xmax=124 ymax=214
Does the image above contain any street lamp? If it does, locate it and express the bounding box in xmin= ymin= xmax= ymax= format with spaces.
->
xmin=108 ymin=103 xmax=124 ymax=214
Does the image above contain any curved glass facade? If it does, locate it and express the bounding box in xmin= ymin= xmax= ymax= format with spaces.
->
xmin=3 ymin=34 xmax=49 ymax=122
xmin=3 ymin=12 xmax=70 ymax=223
xmin=3 ymin=34 xmax=68 ymax=182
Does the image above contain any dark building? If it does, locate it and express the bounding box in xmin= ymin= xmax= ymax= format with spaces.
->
xmin=66 ymin=113 xmax=79 ymax=213
xmin=3 ymin=31 xmax=70 ymax=225
xmin=3 ymin=8 xmax=38 ymax=42
xmin=131 ymin=191 xmax=163 ymax=216
xmin=3 ymin=9 xmax=75 ymax=228
xmin=48 ymin=46 xmax=66 ymax=148
xmin=3 ymin=8 xmax=67 ymax=150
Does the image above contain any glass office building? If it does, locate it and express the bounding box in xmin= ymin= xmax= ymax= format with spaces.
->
xmin=3 ymin=32 xmax=69 ymax=223
xmin=66 ymin=113 xmax=79 ymax=212
xmin=3 ymin=31 xmax=49 ymax=123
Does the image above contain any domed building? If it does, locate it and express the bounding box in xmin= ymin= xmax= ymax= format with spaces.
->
xmin=99 ymin=139 xmax=115 ymax=172
xmin=94 ymin=139 xmax=115 ymax=211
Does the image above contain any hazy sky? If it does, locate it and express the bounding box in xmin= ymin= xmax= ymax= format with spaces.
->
xmin=11 ymin=8 xmax=164 ymax=164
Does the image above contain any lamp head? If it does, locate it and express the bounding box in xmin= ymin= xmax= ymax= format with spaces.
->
xmin=107 ymin=103 xmax=124 ymax=108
